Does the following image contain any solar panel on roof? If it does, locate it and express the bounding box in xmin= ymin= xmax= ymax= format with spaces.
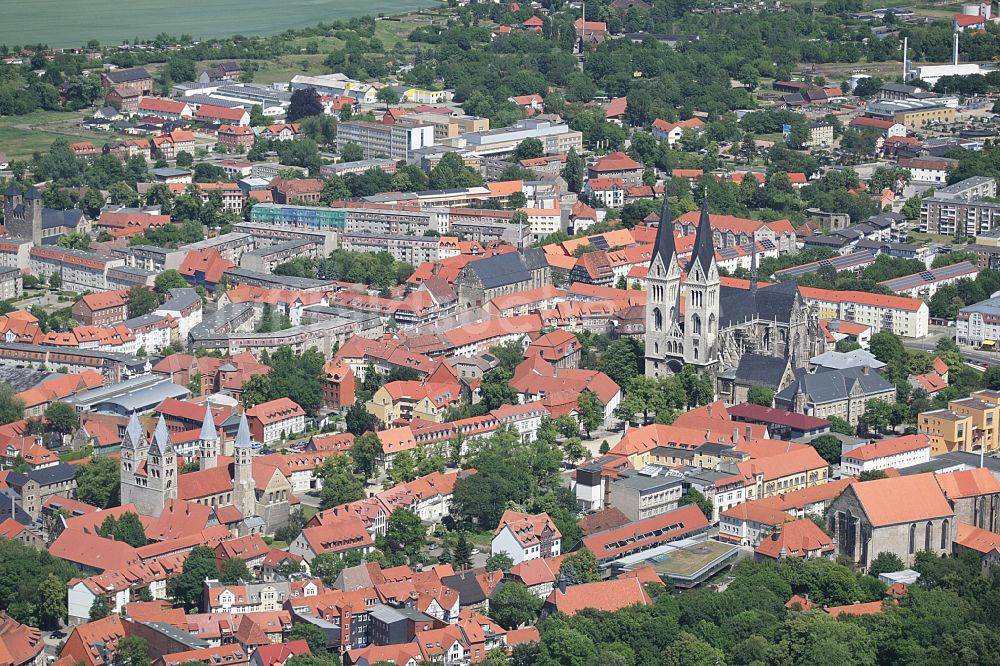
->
xmin=920 ymin=272 xmax=934 ymax=280
xmin=590 ymin=236 xmax=610 ymax=250
xmin=761 ymin=239 xmax=776 ymax=250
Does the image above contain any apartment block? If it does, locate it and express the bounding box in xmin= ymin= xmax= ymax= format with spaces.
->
xmin=461 ymin=119 xmax=583 ymax=158
xmin=336 ymin=121 xmax=435 ymax=161
xmin=918 ymin=390 xmax=1000 ymax=454
xmin=29 ymin=246 xmax=125 ymax=292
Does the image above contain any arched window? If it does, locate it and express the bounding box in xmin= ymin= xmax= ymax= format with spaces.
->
xmin=908 ymin=523 xmax=916 ymax=554
xmin=709 ymin=314 xmax=716 ymax=334
xmin=692 ymin=314 xmax=701 ymax=335
xmin=653 ymin=308 xmax=663 ymax=331
xmin=925 ymin=522 xmax=933 ymax=551
xmin=941 ymin=519 xmax=949 ymax=550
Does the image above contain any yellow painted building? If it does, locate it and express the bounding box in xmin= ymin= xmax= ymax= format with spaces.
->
xmin=918 ymin=390 xmax=1000 ymax=454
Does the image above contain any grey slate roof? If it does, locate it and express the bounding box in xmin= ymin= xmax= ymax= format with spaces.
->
xmin=775 ymin=366 xmax=894 ymax=405
xmin=734 ymin=353 xmax=788 ymax=388
xmin=521 ymin=247 xmax=548 ymax=272
xmin=811 ymin=349 xmax=886 ymax=371
xmin=104 ymin=67 xmax=151 ymax=83
xmin=718 ymin=280 xmax=799 ymax=328
xmin=468 ymin=253 xmax=530 ymax=289
xmin=6 ymin=463 xmax=77 ymax=487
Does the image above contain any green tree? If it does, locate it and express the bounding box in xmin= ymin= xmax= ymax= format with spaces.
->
xmin=219 ymin=557 xmax=252 ymax=582
xmin=558 ymin=549 xmax=600 ymax=584
xmin=310 ymin=551 xmax=363 ymax=586
xmin=663 ymin=631 xmax=727 ymax=666
xmin=44 ymin=401 xmax=78 ymax=435
xmin=597 ymin=339 xmax=642 ymax=390
xmin=859 ymin=469 xmax=888 ymax=481
xmin=828 ymin=416 xmax=855 ymax=436
xmin=127 ymin=285 xmax=161 ymax=318
xmin=351 ymin=431 xmax=381 ymax=480
xmin=381 ymin=509 xmax=427 ymax=564
xmin=377 ymin=86 xmax=401 ymax=108
xmin=868 ymin=551 xmax=905 ymax=578
xmin=452 ymin=531 xmax=473 ymax=570
xmin=288 ymin=87 xmax=324 ymax=122
xmin=562 ymin=149 xmax=584 ymax=192
xmin=513 ymin=138 xmax=544 ymax=161
xmin=860 ymin=399 xmax=893 ymax=435
xmin=489 ymin=582 xmax=543 ymax=629
xmin=117 ymin=636 xmax=150 ymax=666
xmin=345 ymin=402 xmax=377 ymax=436
xmin=576 ymin=389 xmax=603 ymax=437
xmin=0 ymin=388 xmax=29 ymax=443
xmin=810 ymin=434 xmax=842 ymax=464
xmin=168 ymin=545 xmax=219 ymax=610
xmin=340 ymin=143 xmax=364 ymax=162
xmin=319 ymin=456 xmax=365 ymax=509
xmin=89 ymin=594 xmax=111 ymax=620
xmin=155 ymin=269 xmax=188 ymax=293
xmin=481 ymin=368 xmax=519 ymax=410
xmin=75 ymin=456 xmax=120 ymax=508
xmin=679 ymin=488 xmax=713 ymax=519
xmin=112 ymin=511 xmax=147 ymax=547
xmin=389 ymin=450 xmax=417 ymax=484
xmin=746 ymin=385 xmax=774 ymax=407
xmin=290 ymin=622 xmax=329 ymax=655
xmin=485 ymin=552 xmax=514 ymax=572
xmin=37 ymin=573 xmax=67 ymax=629
xmin=869 ymin=330 xmax=905 ymax=364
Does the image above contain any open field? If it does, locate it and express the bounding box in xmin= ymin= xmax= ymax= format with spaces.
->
xmin=0 ymin=0 xmax=441 ymax=49
xmin=0 ymin=110 xmax=110 ymax=161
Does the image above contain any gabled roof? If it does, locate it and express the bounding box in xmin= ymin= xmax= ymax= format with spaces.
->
xmin=755 ymin=518 xmax=835 ymax=559
xmin=848 ymin=474 xmax=953 ymax=527
xmin=546 ymin=578 xmax=653 ymax=615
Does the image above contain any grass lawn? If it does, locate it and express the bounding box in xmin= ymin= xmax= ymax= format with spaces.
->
xmin=301 ymin=504 xmax=319 ymax=521
xmin=908 ymin=231 xmax=961 ymax=246
xmin=0 ymin=109 xmax=86 ymax=129
xmin=269 ymin=540 xmax=289 ymax=549
xmin=0 ymin=127 xmax=105 ymax=160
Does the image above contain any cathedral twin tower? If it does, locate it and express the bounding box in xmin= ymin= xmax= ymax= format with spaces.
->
xmin=645 ymin=196 xmax=728 ymax=378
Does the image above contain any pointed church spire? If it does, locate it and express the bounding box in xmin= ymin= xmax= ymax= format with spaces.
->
xmin=749 ymin=240 xmax=759 ymax=293
xmin=235 ymin=412 xmax=253 ymax=449
xmin=652 ymin=194 xmax=677 ymax=268
xmin=688 ymin=192 xmax=715 ymax=274
xmin=124 ymin=412 xmax=143 ymax=450
xmin=152 ymin=414 xmax=172 ymax=455
xmin=199 ymin=405 xmax=218 ymax=442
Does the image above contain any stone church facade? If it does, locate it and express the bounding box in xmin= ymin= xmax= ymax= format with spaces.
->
xmin=644 ymin=197 xmax=823 ymax=380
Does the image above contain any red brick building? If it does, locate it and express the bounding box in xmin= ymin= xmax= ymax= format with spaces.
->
xmin=71 ymin=290 xmax=129 ymax=327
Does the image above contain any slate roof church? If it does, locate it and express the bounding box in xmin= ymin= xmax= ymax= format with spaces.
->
xmin=4 ymin=184 xmax=88 ymax=245
xmin=644 ymin=196 xmax=824 ymax=381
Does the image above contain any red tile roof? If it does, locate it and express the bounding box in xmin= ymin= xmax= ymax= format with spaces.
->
xmin=546 ymin=578 xmax=653 ymax=615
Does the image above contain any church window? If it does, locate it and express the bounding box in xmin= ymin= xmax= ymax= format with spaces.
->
xmin=941 ymin=519 xmax=949 ymax=549
xmin=692 ymin=314 xmax=701 ymax=335
xmin=908 ymin=523 xmax=916 ymax=554
xmin=653 ymin=308 xmax=663 ymax=331
xmin=925 ymin=522 xmax=933 ymax=551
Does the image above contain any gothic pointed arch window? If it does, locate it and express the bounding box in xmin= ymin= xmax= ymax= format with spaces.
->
xmin=908 ymin=523 xmax=916 ymax=554
xmin=941 ymin=519 xmax=949 ymax=549
xmin=925 ymin=521 xmax=933 ymax=551
xmin=653 ymin=308 xmax=663 ymax=331
xmin=709 ymin=313 xmax=716 ymax=334
xmin=692 ymin=314 xmax=701 ymax=335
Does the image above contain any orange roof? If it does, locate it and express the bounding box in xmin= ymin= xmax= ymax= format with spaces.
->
xmin=798 ymin=286 xmax=925 ymax=313
xmin=842 ymin=434 xmax=930 ymax=462
xmin=487 ymin=180 xmax=523 ymax=197
xmin=672 ymin=168 xmax=704 ymax=178
xmin=546 ymin=578 xmax=652 ymax=615
xmin=246 ymin=397 xmax=305 ymax=425
xmin=737 ymin=447 xmax=829 ymax=483
xmin=849 ymin=474 xmax=953 ymax=527
xmin=50 ymin=529 xmax=139 ymax=571
xmin=953 ymin=12 xmax=986 ymax=25
xmin=935 ymin=468 xmax=1000 ymax=500
xmin=955 ymin=523 xmax=1000 ymax=555
xmin=755 ymin=518 xmax=835 ymax=559
xmin=720 ymin=502 xmax=793 ymax=526
xmin=825 ymin=600 xmax=887 ymax=617
xmin=591 ymin=151 xmax=641 ymax=172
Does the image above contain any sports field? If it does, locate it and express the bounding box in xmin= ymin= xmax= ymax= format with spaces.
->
xmin=0 ymin=0 xmax=438 ymax=49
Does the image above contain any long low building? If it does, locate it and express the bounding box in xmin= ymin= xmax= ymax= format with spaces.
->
xmin=772 ymin=250 xmax=877 ymax=280
xmin=190 ymin=308 xmax=383 ymax=358
xmin=0 ymin=343 xmax=149 ymax=382
xmin=337 ymin=232 xmax=441 ymax=266
xmin=223 ymin=267 xmax=338 ymax=293
xmin=30 ymin=246 xmax=125 ymax=292
xmin=798 ymin=286 xmax=928 ymax=338
xmin=878 ymin=261 xmax=978 ymax=299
